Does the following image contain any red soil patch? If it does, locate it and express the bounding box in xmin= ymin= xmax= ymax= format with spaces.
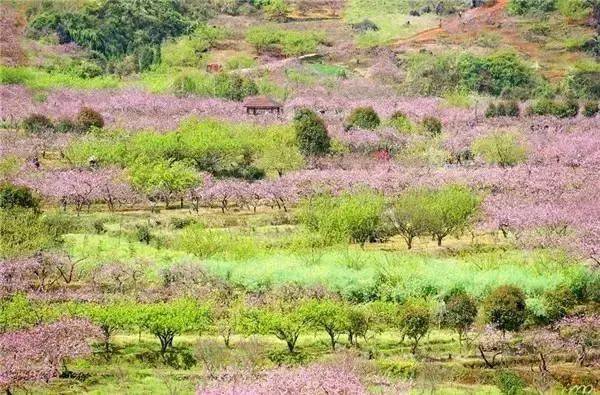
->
xmin=393 ymin=0 xmax=510 ymax=45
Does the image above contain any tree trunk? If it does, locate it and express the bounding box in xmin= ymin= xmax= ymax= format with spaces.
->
xmin=327 ymin=329 xmax=336 ymax=351
xmin=286 ymin=338 xmax=296 ymax=353
xmin=478 ymin=346 xmax=493 ymax=368
xmin=437 ymin=235 xmax=443 ymax=246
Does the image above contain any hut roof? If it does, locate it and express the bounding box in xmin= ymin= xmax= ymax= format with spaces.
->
xmin=242 ymin=96 xmax=282 ymax=109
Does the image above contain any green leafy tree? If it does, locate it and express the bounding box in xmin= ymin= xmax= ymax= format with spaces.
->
xmin=303 ymin=300 xmax=349 ymax=350
xmin=485 ymin=285 xmax=527 ymax=333
xmin=298 ymin=190 xmax=385 ymax=247
xmin=386 ymin=188 xmax=431 ymax=249
xmin=347 ymin=302 xmax=395 ymax=346
xmin=443 ymin=290 xmax=478 ymax=345
xmin=398 ymin=301 xmax=430 ymax=354
xmin=79 ymin=302 xmax=137 ymax=356
xmin=29 ymin=0 xmax=191 ymax=63
xmin=0 ymin=294 xmax=48 ymax=332
xmin=0 ymin=209 xmax=61 ymax=258
xmin=293 ymin=109 xmax=331 ymax=157
xmin=423 ymin=185 xmax=480 ymax=246
xmin=0 ymin=184 xmax=39 ymax=211
xmin=141 ymin=299 xmax=211 ymax=355
xmin=129 ymin=159 xmax=200 ymax=208
xmin=472 ymin=131 xmax=527 ymax=167
xmin=256 ymin=129 xmax=304 ymax=176
xmin=242 ymin=303 xmax=310 ymax=353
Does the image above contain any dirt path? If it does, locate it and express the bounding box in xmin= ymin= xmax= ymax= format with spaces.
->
xmin=392 ymin=0 xmax=509 ymax=45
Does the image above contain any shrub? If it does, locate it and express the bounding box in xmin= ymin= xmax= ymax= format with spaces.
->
xmin=170 ymin=217 xmax=196 ymax=229
xmin=495 ymin=370 xmax=526 ymax=395
xmin=346 ymin=107 xmax=380 ymax=130
xmin=22 ymin=114 xmax=53 ymax=134
xmin=213 ymin=74 xmax=258 ymax=101
xmin=543 ymin=287 xmax=576 ymax=323
xmin=398 ymin=301 xmax=430 ymax=354
xmin=485 ymin=101 xmax=520 ymax=117
xmin=92 ymin=219 xmax=106 ymax=234
xmin=421 ymin=116 xmax=442 ymax=135
xmin=298 ymin=190 xmax=385 ymax=246
xmin=293 ymin=109 xmax=331 ymax=157
xmin=582 ymin=101 xmax=599 ymax=117
xmin=54 ymin=118 xmax=79 ymax=133
xmin=388 ymin=112 xmax=414 ymax=133
xmin=172 ymin=74 xmax=198 ymax=97
xmin=458 ymin=52 xmax=536 ymax=96
xmin=566 ymin=61 xmax=600 ymax=99
xmin=472 ymin=131 xmax=527 ymax=167
xmin=485 ymin=285 xmax=527 ymax=332
xmin=528 ymin=98 xmax=580 ymax=118
xmin=553 ymin=99 xmax=580 ymax=118
xmin=443 ymin=291 xmax=478 ymax=344
xmin=76 ymin=107 xmax=104 ymax=132
xmin=0 ymin=184 xmax=39 ymax=210
xmin=136 ymin=225 xmax=152 ymax=245
xmin=264 ymin=0 xmax=289 ymax=21
xmin=509 ymin=0 xmax=557 ymax=15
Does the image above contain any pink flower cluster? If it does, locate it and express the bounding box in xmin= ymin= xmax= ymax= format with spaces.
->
xmin=17 ymin=167 xmax=139 ymax=211
xmin=0 ymin=318 xmax=101 ymax=392
xmin=198 ymin=361 xmax=367 ymax=395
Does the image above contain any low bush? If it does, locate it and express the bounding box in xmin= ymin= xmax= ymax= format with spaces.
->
xmin=509 ymin=0 xmax=557 ymax=15
xmin=582 ymin=101 xmax=599 ymax=117
xmin=388 ymin=111 xmax=414 ymax=133
xmin=495 ymin=370 xmax=526 ymax=395
xmin=485 ymin=101 xmax=520 ymax=118
xmin=485 ymin=285 xmax=527 ymax=332
xmin=0 ymin=184 xmax=39 ymax=210
xmin=528 ymin=98 xmax=580 ymax=118
xmin=421 ymin=116 xmax=442 ymax=135
xmin=136 ymin=225 xmax=152 ymax=245
xmin=213 ymin=73 xmax=258 ymax=101
xmin=472 ymin=131 xmax=527 ymax=167
xmin=458 ymin=51 xmax=536 ymax=96
xmin=566 ymin=61 xmax=600 ymax=99
xmin=345 ymin=107 xmax=380 ymax=130
xmin=22 ymin=114 xmax=54 ymax=134
xmin=55 ymin=118 xmax=79 ymax=133
xmin=76 ymin=107 xmax=104 ymax=132
xmin=351 ymin=19 xmax=379 ymax=32
xmin=172 ymin=74 xmax=198 ymax=97
xmin=294 ymin=109 xmax=331 ymax=157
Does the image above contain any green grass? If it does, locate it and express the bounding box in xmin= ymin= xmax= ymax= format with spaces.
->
xmin=64 ymin=225 xmax=588 ymax=302
xmin=343 ymin=0 xmax=442 ymax=47
xmin=0 ymin=66 xmax=120 ymax=90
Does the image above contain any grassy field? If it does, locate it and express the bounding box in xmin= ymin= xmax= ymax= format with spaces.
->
xmin=343 ymin=0 xmax=444 ymax=47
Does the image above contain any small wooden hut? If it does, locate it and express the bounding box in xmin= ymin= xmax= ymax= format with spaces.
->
xmin=242 ymin=96 xmax=283 ymax=115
